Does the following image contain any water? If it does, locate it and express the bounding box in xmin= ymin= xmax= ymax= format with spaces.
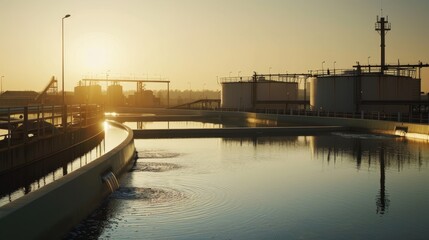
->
xmin=69 ymin=133 xmax=429 ymax=239
xmin=0 ymin=121 xmax=128 ymax=207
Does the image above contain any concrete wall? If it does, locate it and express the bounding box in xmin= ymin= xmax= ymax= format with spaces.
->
xmin=0 ymin=120 xmax=136 ymax=239
xmin=251 ymin=111 xmax=428 ymax=136
xmin=248 ymin=112 xmax=429 ymax=137
xmin=107 ymin=107 xmax=429 ymax=142
xmin=113 ymin=108 xmax=429 ymax=139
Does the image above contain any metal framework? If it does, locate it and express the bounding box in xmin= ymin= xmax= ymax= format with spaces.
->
xmin=352 ymin=63 xmax=429 ymax=79
xmin=35 ymin=76 xmax=58 ymax=103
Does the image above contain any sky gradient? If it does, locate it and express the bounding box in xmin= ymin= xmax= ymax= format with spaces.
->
xmin=0 ymin=0 xmax=428 ymax=92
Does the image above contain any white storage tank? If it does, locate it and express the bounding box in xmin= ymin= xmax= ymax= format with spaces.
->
xmin=310 ymin=73 xmax=421 ymax=113
xmin=257 ymin=82 xmax=298 ymax=101
xmin=360 ymin=74 xmax=420 ymax=113
xmin=310 ymin=75 xmax=356 ymax=112
xmin=221 ymin=81 xmax=298 ymax=109
xmin=360 ymin=75 xmax=420 ymax=101
xmin=107 ymin=84 xmax=124 ymax=106
xmin=221 ymin=82 xmax=253 ymax=109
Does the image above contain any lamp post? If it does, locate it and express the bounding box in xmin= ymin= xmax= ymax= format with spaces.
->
xmin=203 ymin=83 xmax=206 ymax=99
xmin=322 ymin=61 xmax=325 ymax=74
xmin=62 ymin=14 xmax=71 ymax=105
xmin=368 ymin=56 xmax=371 ymax=72
xmin=188 ymin=82 xmax=191 ymax=101
xmin=62 ymin=14 xmax=70 ymax=130
xmin=333 ymin=61 xmax=336 ymax=75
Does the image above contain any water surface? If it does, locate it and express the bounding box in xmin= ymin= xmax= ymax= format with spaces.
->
xmin=69 ymin=133 xmax=429 ymax=239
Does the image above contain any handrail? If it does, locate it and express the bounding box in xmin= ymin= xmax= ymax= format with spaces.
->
xmin=0 ymin=104 xmax=103 ymax=148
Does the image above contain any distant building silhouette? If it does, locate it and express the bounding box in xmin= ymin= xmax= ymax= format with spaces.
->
xmin=0 ymin=91 xmax=39 ymax=106
xmin=74 ymin=85 xmax=103 ymax=105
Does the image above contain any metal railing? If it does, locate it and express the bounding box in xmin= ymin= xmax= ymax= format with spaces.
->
xmin=0 ymin=104 xmax=103 ymax=149
xmin=220 ymin=74 xmax=311 ymax=84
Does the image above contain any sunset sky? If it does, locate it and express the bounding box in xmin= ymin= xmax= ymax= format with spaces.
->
xmin=0 ymin=0 xmax=428 ymax=92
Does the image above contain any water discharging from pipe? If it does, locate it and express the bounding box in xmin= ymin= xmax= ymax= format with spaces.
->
xmin=102 ymin=171 xmax=119 ymax=193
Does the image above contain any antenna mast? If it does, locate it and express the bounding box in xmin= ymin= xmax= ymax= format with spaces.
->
xmin=375 ymin=14 xmax=391 ymax=72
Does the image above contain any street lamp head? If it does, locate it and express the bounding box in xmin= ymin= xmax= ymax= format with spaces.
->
xmin=63 ymin=14 xmax=71 ymax=19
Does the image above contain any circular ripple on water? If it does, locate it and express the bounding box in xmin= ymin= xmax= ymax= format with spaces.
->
xmin=130 ymin=162 xmax=181 ymax=172
xmin=110 ymin=187 xmax=186 ymax=203
xmin=137 ymin=150 xmax=180 ymax=159
xmin=149 ymin=175 xmax=244 ymax=223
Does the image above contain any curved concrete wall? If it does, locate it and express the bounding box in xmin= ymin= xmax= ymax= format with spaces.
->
xmin=240 ymin=111 xmax=429 ymax=138
xmin=221 ymin=111 xmax=429 ymax=137
xmin=115 ymin=108 xmax=429 ymax=139
xmin=0 ymin=120 xmax=136 ymax=239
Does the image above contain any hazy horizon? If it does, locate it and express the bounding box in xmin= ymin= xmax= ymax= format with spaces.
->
xmin=1 ymin=0 xmax=428 ymax=92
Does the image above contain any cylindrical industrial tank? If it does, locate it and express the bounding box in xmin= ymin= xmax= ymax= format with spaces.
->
xmin=107 ymin=84 xmax=124 ymax=106
xmin=360 ymin=75 xmax=420 ymax=101
xmin=310 ymin=76 xmax=356 ymax=112
xmin=257 ymin=82 xmax=298 ymax=101
xmin=73 ymin=85 xmax=103 ymax=104
xmin=359 ymin=74 xmax=420 ymax=113
xmin=221 ymin=82 xmax=253 ymax=109
xmin=74 ymin=85 xmax=87 ymax=103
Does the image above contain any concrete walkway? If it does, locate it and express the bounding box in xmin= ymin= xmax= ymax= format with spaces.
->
xmin=107 ymin=114 xmax=220 ymax=122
